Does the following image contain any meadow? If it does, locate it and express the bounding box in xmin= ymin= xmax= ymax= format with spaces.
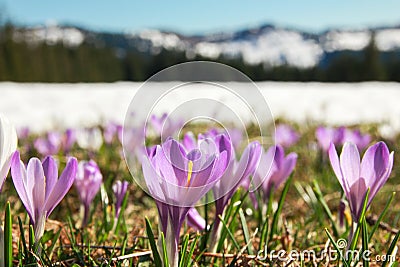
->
xmin=0 ymin=115 xmax=399 ymax=266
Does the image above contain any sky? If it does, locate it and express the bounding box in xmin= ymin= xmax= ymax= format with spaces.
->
xmin=1 ymin=0 xmax=400 ymax=34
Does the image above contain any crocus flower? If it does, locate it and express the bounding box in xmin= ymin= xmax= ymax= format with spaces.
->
xmin=186 ymin=207 xmax=206 ymax=231
xmin=104 ymin=122 xmax=120 ymax=144
xmin=150 ymin=113 xmax=184 ymax=139
xmin=11 ymin=151 xmax=77 ymax=242
xmin=343 ymin=129 xmax=371 ymax=151
xmin=63 ymin=128 xmax=76 ymax=153
xmin=0 ymin=115 xmax=17 ymax=265
xmin=0 ymin=115 xmax=18 ymax=190
xmin=274 ymin=124 xmax=299 ymax=148
xmin=328 ymin=141 xmax=393 ymax=222
xmin=213 ymin=139 xmax=262 ymax=234
xmin=17 ymin=126 xmax=30 ymax=139
xmin=74 ymin=160 xmax=103 ymax=227
xmin=76 ymin=127 xmax=103 ymax=152
xmin=315 ymin=126 xmax=345 ymax=152
xmin=112 ymin=180 xmax=129 ymax=218
xmin=141 ymin=136 xmax=230 ymax=267
xmin=253 ymin=145 xmax=297 ymax=203
xmin=34 ymin=131 xmax=62 ymax=155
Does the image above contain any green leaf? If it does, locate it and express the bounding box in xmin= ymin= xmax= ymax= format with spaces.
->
xmin=4 ymin=202 xmax=13 ymax=267
xmin=325 ymin=228 xmax=350 ymax=267
xmin=17 ymin=217 xmax=28 ymax=259
xmin=160 ymin=232 xmax=169 ymax=267
xmin=369 ymin=192 xmax=395 ymax=241
xmin=270 ymin=174 xmax=293 ymax=241
xmin=361 ymin=218 xmax=369 ymax=267
xmin=179 ymin=234 xmax=189 ymax=267
xmin=47 ymin=228 xmax=62 ymax=259
xmin=239 ymin=208 xmax=253 ymax=255
xmin=258 ymin=215 xmax=269 ymax=252
xmin=114 ymin=191 xmax=129 ymax=235
xmin=218 ymin=215 xmax=240 ymax=250
xmin=349 ymin=188 xmax=371 ymax=254
xmin=145 ymin=217 xmax=162 ymax=267
xmin=382 ymin=230 xmax=400 ymax=267
xmin=312 ymin=180 xmax=339 ymax=237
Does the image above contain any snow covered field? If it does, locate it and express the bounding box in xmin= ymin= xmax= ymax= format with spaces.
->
xmin=1 ymin=82 xmax=400 ymax=134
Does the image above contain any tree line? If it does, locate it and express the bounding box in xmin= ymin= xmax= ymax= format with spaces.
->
xmin=0 ymin=24 xmax=399 ymax=82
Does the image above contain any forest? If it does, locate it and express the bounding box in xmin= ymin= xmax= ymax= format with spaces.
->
xmin=1 ymin=24 xmax=399 ymax=82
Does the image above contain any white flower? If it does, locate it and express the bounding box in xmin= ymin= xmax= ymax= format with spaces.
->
xmin=0 ymin=114 xmax=17 ymax=190
xmin=76 ymin=127 xmax=103 ymax=151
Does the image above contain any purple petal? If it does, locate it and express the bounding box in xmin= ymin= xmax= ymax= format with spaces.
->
xmin=11 ymin=151 xmax=35 ymax=222
xmin=348 ymin=178 xmax=368 ymax=221
xmin=280 ymin=152 xmax=297 ymax=181
xmin=236 ymin=141 xmax=262 ymax=185
xmin=273 ymin=145 xmax=285 ymax=169
xmin=42 ymin=156 xmax=59 ymax=199
xmin=43 ymin=157 xmax=77 ymax=217
xmin=186 ymin=208 xmax=206 ymax=231
xmin=328 ymin=143 xmax=348 ymax=192
xmin=339 ymin=142 xmax=360 ymax=189
xmin=182 ymin=132 xmax=197 ymax=151
xmin=28 ymin=158 xmax=46 ymax=220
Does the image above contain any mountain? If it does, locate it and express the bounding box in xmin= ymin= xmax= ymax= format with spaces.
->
xmin=9 ymin=23 xmax=400 ymax=69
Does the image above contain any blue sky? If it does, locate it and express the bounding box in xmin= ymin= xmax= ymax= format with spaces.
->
xmin=1 ymin=0 xmax=400 ymax=34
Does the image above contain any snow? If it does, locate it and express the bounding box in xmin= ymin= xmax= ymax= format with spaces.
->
xmin=322 ymin=30 xmax=371 ymax=52
xmin=1 ymin=82 xmax=400 ymax=134
xmin=13 ymin=25 xmax=85 ymax=47
xmin=136 ymin=30 xmax=187 ymax=51
xmin=195 ymin=30 xmax=323 ymax=68
xmin=376 ymin=29 xmax=400 ymax=51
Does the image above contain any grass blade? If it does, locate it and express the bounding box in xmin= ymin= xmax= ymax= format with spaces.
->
xmin=145 ymin=217 xmax=162 ymax=267
xmin=179 ymin=234 xmax=189 ymax=267
xmin=270 ymin=174 xmax=293 ymax=241
xmin=369 ymin=192 xmax=395 ymax=241
xmin=218 ymin=215 xmax=240 ymax=250
xmin=382 ymin=230 xmax=400 ymax=267
xmin=239 ymin=208 xmax=252 ymax=255
xmin=325 ymin=228 xmax=350 ymax=267
xmin=4 ymin=202 xmax=13 ymax=267
xmin=160 ymin=232 xmax=169 ymax=267
xmin=361 ymin=218 xmax=369 ymax=267
xmin=313 ymin=180 xmax=339 ymax=237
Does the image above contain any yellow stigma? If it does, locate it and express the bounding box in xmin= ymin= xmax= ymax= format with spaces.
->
xmin=344 ymin=209 xmax=352 ymax=226
xmin=186 ymin=160 xmax=193 ymax=186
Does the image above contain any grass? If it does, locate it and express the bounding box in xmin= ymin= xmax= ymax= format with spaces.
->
xmin=1 ymin=121 xmax=400 ymax=266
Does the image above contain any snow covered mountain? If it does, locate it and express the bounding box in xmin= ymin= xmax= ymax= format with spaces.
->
xmin=11 ymin=23 xmax=400 ymax=68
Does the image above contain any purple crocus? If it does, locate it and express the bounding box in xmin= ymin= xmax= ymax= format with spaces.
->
xmin=213 ymin=139 xmax=262 ymax=235
xmin=150 ymin=113 xmax=184 ymax=139
xmin=11 ymin=151 xmax=77 ymax=241
xmin=274 ymin=124 xmax=299 ymax=148
xmin=253 ymin=145 xmax=297 ymax=203
xmin=34 ymin=131 xmax=62 ymax=156
xmin=316 ymin=126 xmax=345 ymax=152
xmin=186 ymin=207 xmax=206 ymax=231
xmin=63 ymin=128 xmax=76 ymax=153
xmin=74 ymin=160 xmax=103 ymax=227
xmin=17 ymin=127 xmax=30 ymax=140
xmin=141 ymin=136 xmax=230 ymax=267
xmin=343 ymin=129 xmax=371 ymax=151
xmin=104 ymin=122 xmax=121 ymax=144
xmin=112 ymin=180 xmax=129 ymax=218
xmin=328 ymin=141 xmax=393 ymax=222
xmin=0 ymin=115 xmax=18 ymax=190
